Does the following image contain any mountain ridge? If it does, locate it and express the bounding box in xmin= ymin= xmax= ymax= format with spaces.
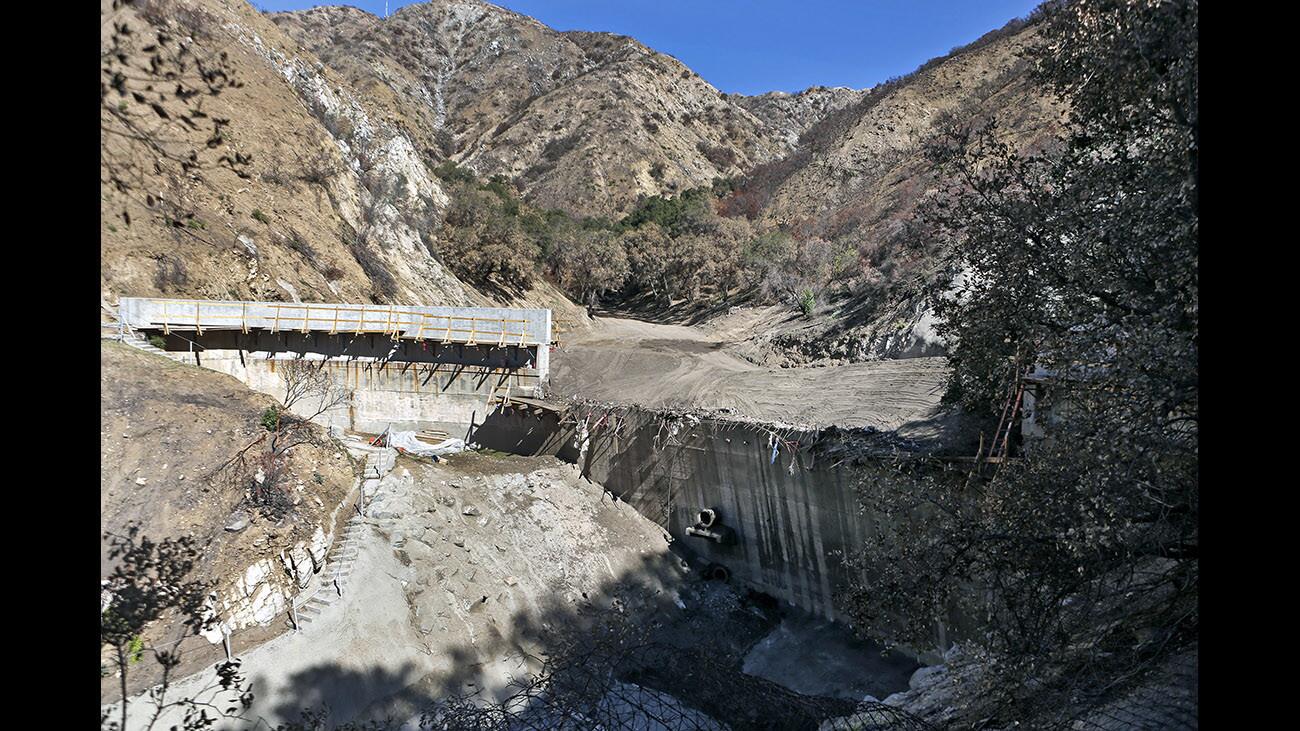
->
xmin=102 ymin=0 xmax=1053 ymax=363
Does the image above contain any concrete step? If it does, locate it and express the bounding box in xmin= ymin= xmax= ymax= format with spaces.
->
xmin=298 ymin=604 xmax=327 ymax=619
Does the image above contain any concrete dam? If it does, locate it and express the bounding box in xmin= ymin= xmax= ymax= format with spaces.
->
xmin=117 ymin=297 xmax=552 ymax=435
xmin=117 ymin=297 xmax=953 ymax=658
xmin=474 ymin=401 xmax=962 ymax=658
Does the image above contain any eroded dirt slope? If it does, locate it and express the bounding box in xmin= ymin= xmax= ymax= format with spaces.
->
xmin=100 ymin=341 xmax=356 ymax=693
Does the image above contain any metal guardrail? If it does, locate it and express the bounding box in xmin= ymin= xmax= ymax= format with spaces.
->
xmin=129 ymin=298 xmax=538 ymax=347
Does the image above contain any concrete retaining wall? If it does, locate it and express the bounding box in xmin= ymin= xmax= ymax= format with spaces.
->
xmin=473 ymin=408 xmax=908 ymax=640
xmin=562 ymin=410 xmax=867 ymax=620
xmin=190 ymin=351 xmax=531 ymax=436
xmin=471 ymin=403 xmax=958 ymax=659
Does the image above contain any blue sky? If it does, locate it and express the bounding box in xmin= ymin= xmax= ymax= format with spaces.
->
xmin=254 ymin=0 xmax=1042 ymax=95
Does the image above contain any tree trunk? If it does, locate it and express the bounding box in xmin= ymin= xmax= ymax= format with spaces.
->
xmin=118 ymin=645 xmax=129 ymax=730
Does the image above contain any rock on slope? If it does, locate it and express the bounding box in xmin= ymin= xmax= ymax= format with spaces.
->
xmin=269 ymin=1 xmax=795 ymax=217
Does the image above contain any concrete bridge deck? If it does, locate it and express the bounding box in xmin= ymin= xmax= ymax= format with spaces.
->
xmin=118 ymin=297 xmax=552 ymax=348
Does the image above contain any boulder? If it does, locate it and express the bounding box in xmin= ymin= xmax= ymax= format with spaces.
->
xmin=908 ymin=664 xmax=946 ymax=691
xmin=225 ymin=513 xmax=250 ymax=533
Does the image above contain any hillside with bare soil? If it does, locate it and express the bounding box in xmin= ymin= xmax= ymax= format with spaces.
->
xmin=102 ymin=0 xmax=468 ymax=306
xmin=269 ymin=1 xmax=799 ymax=218
xmin=100 ymin=340 xmax=358 ymax=694
xmin=101 ymin=0 xmax=1057 ymax=364
xmin=100 ymin=0 xmax=587 ymax=326
xmin=715 ymin=18 xmax=1064 ymax=362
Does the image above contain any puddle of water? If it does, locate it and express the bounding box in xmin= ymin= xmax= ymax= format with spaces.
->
xmin=741 ymin=611 xmax=919 ymax=701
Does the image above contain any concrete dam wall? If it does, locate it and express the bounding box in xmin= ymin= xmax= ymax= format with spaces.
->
xmin=127 ymin=336 xmax=952 ymax=655
xmin=565 ymin=410 xmax=869 ymax=621
xmin=199 ymin=354 xmax=532 ymax=436
xmin=472 ymin=404 xmax=953 ymax=656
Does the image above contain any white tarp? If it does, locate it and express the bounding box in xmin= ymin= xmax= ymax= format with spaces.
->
xmin=387 ymin=431 xmax=466 ymax=457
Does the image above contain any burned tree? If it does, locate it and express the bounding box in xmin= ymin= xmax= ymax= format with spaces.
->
xmin=277 ymin=359 xmax=353 ymax=424
xmin=211 ymin=362 xmax=352 ymax=521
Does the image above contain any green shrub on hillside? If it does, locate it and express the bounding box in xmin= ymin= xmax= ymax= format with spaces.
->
xmin=798 ymin=287 xmax=816 ymax=318
xmin=426 ymin=161 xmax=844 ymax=312
xmin=617 ymin=187 xmax=714 ymax=235
xmin=432 ymin=160 xmax=476 ymax=184
xmin=260 ymin=406 xmax=280 ymax=432
xmin=127 ymin=634 xmax=144 ymax=665
xmin=436 ymin=186 xmax=539 ymax=291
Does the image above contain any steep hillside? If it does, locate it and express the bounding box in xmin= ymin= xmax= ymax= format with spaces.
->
xmin=270 ymin=1 xmax=791 ymax=217
xmin=730 ymin=86 xmax=869 ymax=148
xmin=99 ymin=0 xmax=586 ymax=330
xmin=100 ymin=341 xmax=357 ymax=694
xmin=100 ymin=0 xmax=483 ymax=307
xmin=760 ymin=24 xmax=1059 ymax=233
xmin=719 ymin=18 xmax=1064 ymax=361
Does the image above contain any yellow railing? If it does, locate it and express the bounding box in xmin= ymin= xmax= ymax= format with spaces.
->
xmin=140 ymin=299 xmax=534 ymax=346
